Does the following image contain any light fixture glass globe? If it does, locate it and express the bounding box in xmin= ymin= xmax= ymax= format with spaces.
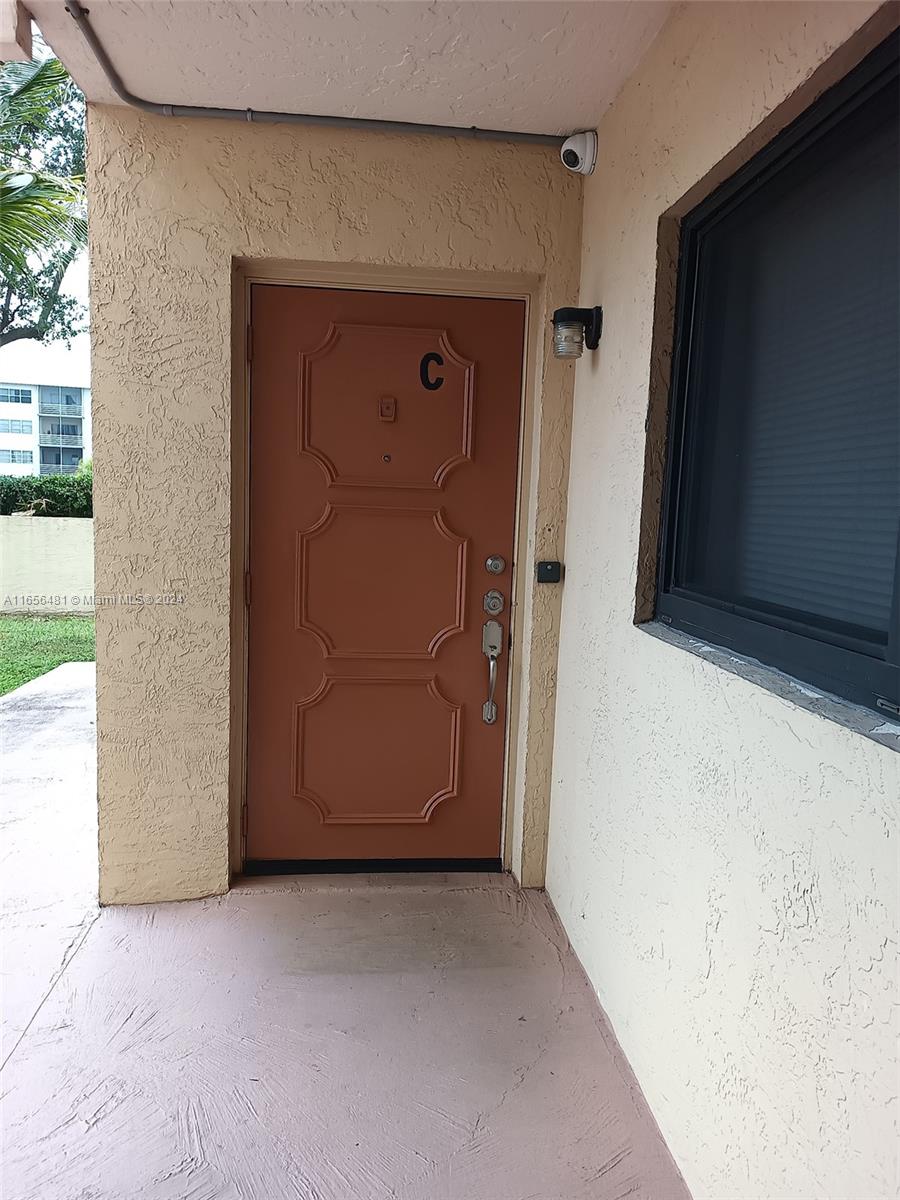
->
xmin=552 ymin=321 xmax=584 ymax=359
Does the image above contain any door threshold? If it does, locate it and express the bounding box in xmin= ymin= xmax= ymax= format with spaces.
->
xmin=242 ymin=857 xmax=502 ymax=875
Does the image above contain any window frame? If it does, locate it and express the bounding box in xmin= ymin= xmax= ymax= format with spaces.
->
xmin=656 ymin=33 xmax=900 ymax=718
xmin=0 ymin=387 xmax=31 ymax=404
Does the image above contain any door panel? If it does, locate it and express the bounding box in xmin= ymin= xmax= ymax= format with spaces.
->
xmin=297 ymin=505 xmax=467 ymax=659
xmin=300 ymin=324 xmax=474 ymax=489
xmin=246 ymin=284 xmax=525 ymax=863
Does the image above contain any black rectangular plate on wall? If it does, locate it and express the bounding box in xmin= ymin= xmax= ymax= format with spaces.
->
xmin=536 ymin=560 xmax=564 ymax=583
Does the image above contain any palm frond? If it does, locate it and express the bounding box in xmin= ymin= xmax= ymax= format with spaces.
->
xmin=0 ymin=167 xmax=86 ymax=277
xmin=0 ymin=58 xmax=70 ymax=147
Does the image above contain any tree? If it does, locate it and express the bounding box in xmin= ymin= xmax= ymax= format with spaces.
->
xmin=0 ymin=55 xmax=87 ymax=347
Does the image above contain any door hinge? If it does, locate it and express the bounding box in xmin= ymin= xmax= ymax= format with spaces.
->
xmin=244 ymin=571 xmax=252 ymax=607
xmin=246 ymin=324 xmax=253 ymax=362
xmin=876 ymin=696 xmax=900 ymax=717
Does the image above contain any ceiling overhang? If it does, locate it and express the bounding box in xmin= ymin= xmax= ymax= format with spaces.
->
xmin=1 ymin=0 xmax=31 ymax=60
xmin=26 ymin=0 xmax=672 ymax=139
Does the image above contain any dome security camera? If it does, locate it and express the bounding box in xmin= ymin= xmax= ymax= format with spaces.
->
xmin=560 ymin=131 xmax=598 ymax=176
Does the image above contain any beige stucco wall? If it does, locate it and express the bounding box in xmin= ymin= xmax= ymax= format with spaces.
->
xmin=86 ymin=108 xmax=581 ymax=903
xmin=0 ymin=516 xmax=94 ymax=611
xmin=546 ymin=4 xmax=899 ymax=1198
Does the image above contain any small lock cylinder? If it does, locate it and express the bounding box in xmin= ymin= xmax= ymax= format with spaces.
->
xmin=483 ymin=589 xmax=505 ymax=615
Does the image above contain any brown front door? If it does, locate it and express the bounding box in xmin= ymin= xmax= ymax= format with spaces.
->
xmin=246 ymin=284 xmax=524 ymax=866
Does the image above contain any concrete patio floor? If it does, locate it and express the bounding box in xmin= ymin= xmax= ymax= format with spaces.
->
xmin=0 ymin=662 xmax=98 ymax=1062
xmin=0 ymin=667 xmax=688 ymax=1200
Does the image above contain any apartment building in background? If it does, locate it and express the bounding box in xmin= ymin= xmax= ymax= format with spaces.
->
xmin=0 ymin=381 xmax=92 ymax=476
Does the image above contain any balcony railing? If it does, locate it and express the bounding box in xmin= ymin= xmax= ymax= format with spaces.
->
xmin=39 ymin=464 xmax=80 ymax=475
xmin=39 ymin=432 xmax=83 ymax=447
xmin=38 ymin=399 xmax=83 ymax=417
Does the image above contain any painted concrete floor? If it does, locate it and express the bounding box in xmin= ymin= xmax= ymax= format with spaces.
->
xmin=0 ymin=663 xmax=98 ymax=1060
xmin=0 ymin=668 xmax=689 ymax=1200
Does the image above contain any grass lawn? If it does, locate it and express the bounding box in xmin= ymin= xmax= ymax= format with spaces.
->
xmin=0 ymin=615 xmax=96 ymax=697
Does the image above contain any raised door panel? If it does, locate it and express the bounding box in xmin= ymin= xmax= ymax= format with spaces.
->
xmin=296 ymin=505 xmax=467 ymax=659
xmin=293 ymin=677 xmax=461 ymax=824
xmin=300 ymin=324 xmax=473 ymax=490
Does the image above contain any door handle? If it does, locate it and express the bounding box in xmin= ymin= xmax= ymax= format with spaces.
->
xmin=482 ymin=619 xmax=503 ymax=724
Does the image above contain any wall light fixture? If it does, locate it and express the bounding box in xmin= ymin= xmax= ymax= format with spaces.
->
xmin=551 ymin=306 xmax=603 ymax=359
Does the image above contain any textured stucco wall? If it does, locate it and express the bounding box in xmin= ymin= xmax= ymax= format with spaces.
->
xmin=86 ymin=108 xmax=581 ymax=903
xmin=546 ymin=4 xmax=899 ymax=1198
xmin=0 ymin=516 xmax=94 ymax=611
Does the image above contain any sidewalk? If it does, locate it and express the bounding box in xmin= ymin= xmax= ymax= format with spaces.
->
xmin=0 ymin=662 xmax=98 ymax=1064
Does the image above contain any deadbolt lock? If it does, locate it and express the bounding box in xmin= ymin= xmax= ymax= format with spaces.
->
xmin=483 ymin=589 xmax=505 ymax=616
xmin=485 ymin=555 xmax=506 ymax=575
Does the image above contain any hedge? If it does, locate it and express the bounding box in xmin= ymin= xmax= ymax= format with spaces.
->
xmin=0 ymin=472 xmax=92 ymax=517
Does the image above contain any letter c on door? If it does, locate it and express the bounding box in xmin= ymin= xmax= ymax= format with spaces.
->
xmin=420 ymin=352 xmax=444 ymax=391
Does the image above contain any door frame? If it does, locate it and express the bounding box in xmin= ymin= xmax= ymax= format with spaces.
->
xmin=229 ymin=258 xmax=543 ymax=878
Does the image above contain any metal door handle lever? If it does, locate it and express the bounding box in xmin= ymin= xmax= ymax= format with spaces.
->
xmin=482 ymin=619 xmax=503 ymax=724
xmin=484 ymin=655 xmax=498 ymax=724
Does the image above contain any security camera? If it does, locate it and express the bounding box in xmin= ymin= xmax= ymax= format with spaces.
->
xmin=560 ymin=131 xmax=597 ymax=176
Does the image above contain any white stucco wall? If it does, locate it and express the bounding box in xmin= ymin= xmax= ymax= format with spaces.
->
xmin=546 ymin=4 xmax=899 ymax=1198
xmin=0 ymin=517 xmax=94 ymax=611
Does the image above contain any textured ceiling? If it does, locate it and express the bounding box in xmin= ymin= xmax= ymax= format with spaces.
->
xmin=30 ymin=0 xmax=672 ymax=135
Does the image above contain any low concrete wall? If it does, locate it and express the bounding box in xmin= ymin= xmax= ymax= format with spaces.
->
xmin=0 ymin=517 xmax=94 ymax=612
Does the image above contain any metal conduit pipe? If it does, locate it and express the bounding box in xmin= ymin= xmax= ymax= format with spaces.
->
xmin=64 ymin=0 xmax=565 ymax=147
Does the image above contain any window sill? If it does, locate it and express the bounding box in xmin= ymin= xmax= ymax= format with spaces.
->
xmin=640 ymin=622 xmax=900 ymax=754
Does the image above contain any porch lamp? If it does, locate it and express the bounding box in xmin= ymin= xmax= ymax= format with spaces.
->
xmin=551 ymin=306 xmax=603 ymax=359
